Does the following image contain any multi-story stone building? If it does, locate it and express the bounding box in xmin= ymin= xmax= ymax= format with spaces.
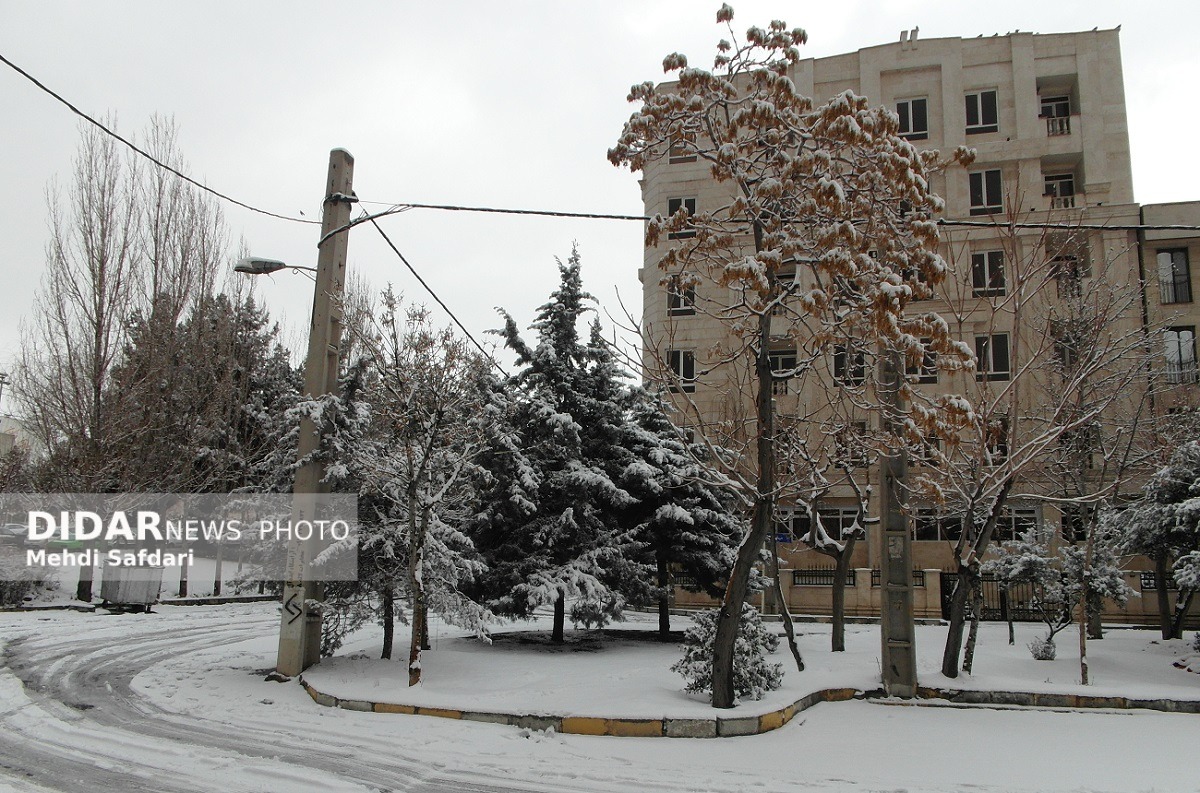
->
xmin=635 ymin=28 xmax=1199 ymax=625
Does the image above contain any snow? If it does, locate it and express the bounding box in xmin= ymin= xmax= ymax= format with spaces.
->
xmin=0 ymin=603 xmax=1198 ymax=792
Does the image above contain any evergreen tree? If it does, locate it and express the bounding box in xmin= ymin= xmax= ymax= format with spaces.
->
xmin=619 ymin=387 xmax=740 ymax=637
xmin=470 ymin=248 xmax=640 ymax=643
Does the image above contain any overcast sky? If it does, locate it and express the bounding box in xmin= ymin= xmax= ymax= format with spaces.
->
xmin=3 ymin=1 xmax=1198 ymax=414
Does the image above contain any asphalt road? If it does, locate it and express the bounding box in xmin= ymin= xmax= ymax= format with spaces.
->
xmin=0 ymin=608 xmax=582 ymax=793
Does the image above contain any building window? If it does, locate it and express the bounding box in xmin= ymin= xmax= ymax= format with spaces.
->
xmin=1158 ymin=249 xmax=1193 ymax=304
xmin=994 ymin=506 xmax=1039 ymax=543
xmin=896 ymin=98 xmax=928 ymax=141
xmin=965 ymin=89 xmax=999 ymax=134
xmin=1060 ymin=504 xmax=1095 ymax=543
xmin=914 ymin=508 xmax=963 ymax=541
xmin=912 ymin=434 xmax=941 ymax=467
xmin=1044 ymin=173 xmax=1076 ymax=209
xmin=985 ymin=414 xmax=1010 ymax=465
xmin=1165 ymin=326 xmax=1198 ymax=385
xmin=1040 ymin=95 xmax=1072 ymax=136
xmin=768 ymin=348 xmax=797 ymax=395
xmin=1053 ymin=254 xmax=1088 ymax=299
xmin=906 ymin=339 xmax=938 ymax=384
xmin=790 ymin=506 xmax=863 ymax=546
xmin=668 ymin=131 xmax=696 ymax=164
xmin=833 ymin=343 xmax=867 ymax=386
xmin=771 ymin=267 xmax=797 ymax=316
xmin=668 ymin=349 xmax=696 ymax=392
xmin=971 ymin=250 xmax=1006 ymax=296
xmin=667 ymin=197 xmax=696 ymax=239
xmin=969 ymin=170 xmax=1003 ymax=216
xmin=667 ymin=275 xmax=695 ymax=316
xmin=1050 ymin=319 xmax=1082 ymax=372
xmin=975 ymin=334 xmax=1011 ymax=381
xmin=834 ymin=422 xmax=870 ymax=468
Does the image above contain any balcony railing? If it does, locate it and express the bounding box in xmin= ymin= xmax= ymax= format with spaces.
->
xmin=1045 ymin=116 xmax=1072 ymax=136
xmin=1050 ymin=194 xmax=1076 ymax=209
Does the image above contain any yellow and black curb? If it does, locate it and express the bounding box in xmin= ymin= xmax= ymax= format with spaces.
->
xmin=298 ymin=678 xmax=861 ymax=737
xmin=297 ymin=679 xmax=1198 ymax=737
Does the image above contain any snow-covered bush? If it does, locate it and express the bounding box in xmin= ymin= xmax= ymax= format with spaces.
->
xmin=0 ymin=558 xmax=53 ymax=607
xmin=1192 ymin=631 xmax=1200 ymax=653
xmin=672 ymin=604 xmax=782 ymax=701
xmin=1028 ymin=635 xmax=1057 ymax=661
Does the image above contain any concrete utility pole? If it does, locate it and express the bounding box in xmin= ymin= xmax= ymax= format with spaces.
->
xmin=276 ymin=149 xmax=355 ymax=677
xmin=878 ymin=349 xmax=916 ymax=697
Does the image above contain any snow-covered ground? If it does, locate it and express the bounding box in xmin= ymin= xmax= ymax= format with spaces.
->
xmin=0 ymin=602 xmax=1197 ymax=792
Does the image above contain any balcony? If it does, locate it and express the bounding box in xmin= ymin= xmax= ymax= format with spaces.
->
xmin=1050 ymin=194 xmax=1076 ymax=209
xmin=1044 ymin=115 xmax=1072 ymax=137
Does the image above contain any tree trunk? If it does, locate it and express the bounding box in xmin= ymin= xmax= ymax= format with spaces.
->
xmin=830 ymin=548 xmax=854 ymax=652
xmin=712 ymin=240 xmax=775 ymax=709
xmin=1078 ymin=595 xmax=1089 ymax=685
xmin=552 ymin=590 xmax=565 ymax=644
xmin=1086 ymin=599 xmax=1103 ymax=640
xmin=408 ymin=596 xmax=425 ymax=687
xmin=1000 ymin=587 xmax=1014 ymax=645
xmin=381 ymin=588 xmax=394 ymax=660
xmin=656 ymin=551 xmax=671 ymax=639
xmin=962 ymin=580 xmax=984 ymax=675
xmin=212 ymin=540 xmax=224 ymax=597
xmin=420 ymin=606 xmax=431 ymax=651
xmin=75 ymin=559 xmax=94 ymax=602
xmin=774 ymin=572 xmax=803 ymax=671
xmin=940 ymin=566 xmax=973 ymax=678
xmin=178 ymin=540 xmax=189 ymax=597
xmin=1170 ymin=589 xmax=1195 ymax=640
xmin=1155 ymin=555 xmax=1172 ymax=639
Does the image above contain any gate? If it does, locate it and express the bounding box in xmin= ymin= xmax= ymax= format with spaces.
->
xmin=940 ymin=572 xmax=1041 ymax=622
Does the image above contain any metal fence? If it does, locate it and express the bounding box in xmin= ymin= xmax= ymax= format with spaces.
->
xmin=940 ymin=572 xmax=1042 ymax=622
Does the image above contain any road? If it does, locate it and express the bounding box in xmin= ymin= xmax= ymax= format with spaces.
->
xmin=1 ymin=604 xmax=1196 ymax=793
xmin=0 ymin=606 xmax=605 ymax=793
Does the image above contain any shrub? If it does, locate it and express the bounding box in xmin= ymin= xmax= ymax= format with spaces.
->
xmin=672 ymin=603 xmax=783 ymax=701
xmin=0 ymin=557 xmax=54 ymax=607
xmin=1029 ymin=635 xmax=1057 ymax=660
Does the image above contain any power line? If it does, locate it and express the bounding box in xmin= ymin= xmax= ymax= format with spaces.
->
xmin=0 ymin=51 xmax=316 ymax=226
xmin=355 ymin=199 xmax=1200 ymax=232
xmin=356 ymin=200 xmax=649 ymax=222
xmin=364 ymin=214 xmax=509 ymax=377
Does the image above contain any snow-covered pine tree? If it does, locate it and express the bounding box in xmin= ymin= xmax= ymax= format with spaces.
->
xmin=671 ymin=603 xmax=782 ymax=701
xmin=619 ymin=386 xmax=741 ymax=638
xmin=1108 ymin=440 xmax=1200 ymax=639
xmin=469 ymin=248 xmax=640 ymax=643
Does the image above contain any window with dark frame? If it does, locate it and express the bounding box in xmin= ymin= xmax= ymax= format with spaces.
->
xmin=1158 ymin=249 xmax=1193 ymax=304
xmin=969 ymin=169 xmax=1003 ymax=215
xmin=668 ymin=349 xmax=696 ymax=392
xmin=985 ymin=414 xmax=1010 ymax=465
xmin=834 ymin=421 xmax=870 ymax=468
xmin=914 ymin=508 xmax=963 ymax=541
xmin=965 ymin=89 xmax=999 ymax=134
xmin=833 ymin=343 xmax=867 ymax=386
xmin=1043 ymin=173 xmax=1076 ymax=209
xmin=896 ymin=97 xmax=929 ymax=140
xmin=1051 ymin=319 xmax=1082 ymax=372
xmin=666 ymin=275 xmax=695 ymax=316
xmin=667 ymin=197 xmax=696 ymax=239
xmin=668 ymin=131 xmax=697 ymax=164
xmin=971 ymin=250 xmax=1006 ymax=296
xmin=906 ymin=338 xmax=938 ymax=384
xmin=994 ymin=506 xmax=1039 ymax=543
xmin=768 ymin=348 xmax=797 ymax=395
xmin=975 ymin=333 xmax=1011 ymax=381
xmin=1165 ymin=326 xmax=1198 ymax=385
xmin=1040 ymin=95 xmax=1070 ymax=118
xmin=1060 ymin=504 xmax=1095 ymax=543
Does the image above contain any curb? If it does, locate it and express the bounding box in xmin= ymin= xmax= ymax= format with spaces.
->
xmin=296 ymin=678 xmax=1200 ymax=737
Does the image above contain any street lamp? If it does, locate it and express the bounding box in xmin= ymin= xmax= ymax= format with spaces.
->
xmin=236 ymin=149 xmax=356 ymax=678
xmin=234 ymin=257 xmax=317 ymax=275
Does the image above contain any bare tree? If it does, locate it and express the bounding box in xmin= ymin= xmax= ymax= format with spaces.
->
xmin=610 ymin=5 xmax=970 ymax=708
xmin=916 ymin=197 xmax=1156 ymax=678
